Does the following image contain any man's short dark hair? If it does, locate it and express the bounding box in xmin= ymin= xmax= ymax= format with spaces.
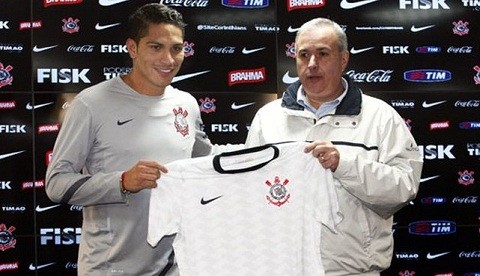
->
xmin=127 ymin=3 xmax=186 ymax=43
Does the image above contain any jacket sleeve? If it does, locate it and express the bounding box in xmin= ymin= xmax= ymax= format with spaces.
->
xmin=333 ymin=109 xmax=423 ymax=219
xmin=45 ymin=98 xmax=125 ymax=206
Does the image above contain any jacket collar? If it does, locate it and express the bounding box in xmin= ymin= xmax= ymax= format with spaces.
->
xmin=281 ymin=75 xmax=362 ymax=115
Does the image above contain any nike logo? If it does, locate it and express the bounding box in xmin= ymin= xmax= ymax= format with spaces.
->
xmin=35 ymin=204 xmax=61 ymax=212
xmin=242 ymin=47 xmax=266 ymax=55
xmin=422 ymin=100 xmax=447 ymax=108
xmin=420 ymin=175 xmax=441 ymax=183
xmin=117 ymin=119 xmax=133 ymax=126
xmin=29 ymin=263 xmax=55 ymax=270
xmin=231 ymin=102 xmax=255 ymax=110
xmin=98 ymin=0 xmax=131 ymax=6
xmin=200 ymin=195 xmax=223 ymax=205
xmin=0 ymin=151 xmax=25 ymax=160
xmin=350 ymin=47 xmax=374 ymax=54
xmin=33 ymin=45 xmax=58 ymax=53
xmin=426 ymin=252 xmax=450 ymax=259
xmin=26 ymin=102 xmax=54 ymax=110
xmin=95 ymin=22 xmax=121 ymax=30
xmin=411 ymin=25 xmax=435 ymax=32
xmin=287 ymin=26 xmax=300 ymax=33
xmin=340 ymin=0 xmax=380 ymax=9
xmin=172 ymin=70 xmax=211 ymax=83
xmin=282 ymin=71 xmax=299 ymax=84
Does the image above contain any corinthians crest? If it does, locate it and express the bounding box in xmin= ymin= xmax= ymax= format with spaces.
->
xmin=265 ymin=176 xmax=290 ymax=207
xmin=173 ymin=107 xmax=189 ymax=137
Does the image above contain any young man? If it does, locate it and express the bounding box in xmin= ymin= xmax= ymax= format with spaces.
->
xmin=46 ymin=4 xmax=217 ymax=275
xmin=245 ymin=18 xmax=424 ymax=275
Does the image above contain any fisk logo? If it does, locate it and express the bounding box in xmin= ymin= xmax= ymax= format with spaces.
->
xmin=399 ymin=0 xmax=450 ymax=9
xmin=404 ymin=69 xmax=451 ymax=82
xmin=37 ymin=68 xmax=90 ymax=83
xmin=408 ymin=220 xmax=456 ymax=235
xmin=40 ymin=227 xmax=81 ymax=245
xmin=418 ymin=145 xmax=455 ymax=159
xmin=382 ymin=46 xmax=409 ymax=54
xmin=222 ymin=0 xmax=268 ymax=8
xmin=211 ymin=124 xmax=238 ymax=132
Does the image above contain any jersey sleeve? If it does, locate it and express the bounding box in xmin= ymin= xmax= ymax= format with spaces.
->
xmin=147 ymin=172 xmax=181 ymax=247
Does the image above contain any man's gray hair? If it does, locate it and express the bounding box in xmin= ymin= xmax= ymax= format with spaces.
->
xmin=295 ymin=18 xmax=348 ymax=52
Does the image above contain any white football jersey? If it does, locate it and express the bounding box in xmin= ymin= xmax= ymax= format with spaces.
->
xmin=148 ymin=141 xmax=342 ymax=276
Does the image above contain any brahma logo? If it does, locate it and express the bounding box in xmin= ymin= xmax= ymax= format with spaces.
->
xmin=222 ymin=0 xmax=268 ymax=8
xmin=38 ymin=124 xmax=60 ymax=134
xmin=228 ymin=67 xmax=266 ymax=86
xmin=404 ymin=69 xmax=451 ymax=82
xmin=0 ymin=101 xmax=15 ymax=109
xmin=287 ymin=0 xmax=325 ymax=11
xmin=44 ymin=0 xmax=83 ymax=7
xmin=429 ymin=121 xmax=449 ymax=130
xmin=19 ymin=21 xmax=42 ymax=30
xmin=408 ymin=220 xmax=456 ymax=235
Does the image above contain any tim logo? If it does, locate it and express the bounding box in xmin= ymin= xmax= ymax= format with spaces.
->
xmin=408 ymin=220 xmax=456 ymax=235
xmin=222 ymin=0 xmax=268 ymax=8
xmin=404 ymin=69 xmax=451 ymax=82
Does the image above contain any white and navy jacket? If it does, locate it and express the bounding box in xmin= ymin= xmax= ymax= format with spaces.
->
xmin=245 ymin=76 xmax=423 ymax=275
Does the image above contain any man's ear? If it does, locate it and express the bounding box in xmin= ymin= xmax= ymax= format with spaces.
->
xmin=126 ymin=38 xmax=137 ymax=59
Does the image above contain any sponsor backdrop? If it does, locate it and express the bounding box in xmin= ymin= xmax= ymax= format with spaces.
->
xmin=0 ymin=0 xmax=479 ymax=275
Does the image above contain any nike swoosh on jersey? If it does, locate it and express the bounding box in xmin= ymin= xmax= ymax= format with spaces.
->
xmin=0 ymin=150 xmax=25 ymax=160
xmin=35 ymin=204 xmax=61 ymax=212
xmin=98 ymin=0 xmax=131 ymax=6
xmin=287 ymin=26 xmax=300 ymax=33
xmin=340 ymin=0 xmax=380 ymax=9
xmin=426 ymin=252 xmax=450 ymax=259
xmin=117 ymin=119 xmax=133 ymax=126
xmin=26 ymin=102 xmax=54 ymax=110
xmin=420 ymin=175 xmax=441 ymax=183
xmin=231 ymin=102 xmax=255 ymax=110
xmin=282 ymin=71 xmax=299 ymax=84
xmin=172 ymin=70 xmax=211 ymax=83
xmin=200 ymin=195 xmax=223 ymax=205
xmin=411 ymin=25 xmax=435 ymax=32
xmin=350 ymin=47 xmax=374 ymax=54
xmin=242 ymin=47 xmax=266 ymax=55
xmin=33 ymin=45 xmax=58 ymax=53
xmin=29 ymin=263 xmax=56 ymax=270
xmin=422 ymin=100 xmax=447 ymax=108
xmin=95 ymin=22 xmax=121 ymax=30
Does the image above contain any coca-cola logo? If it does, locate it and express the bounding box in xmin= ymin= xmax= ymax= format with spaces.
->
xmin=452 ymin=196 xmax=478 ymax=204
xmin=346 ymin=69 xmax=393 ymax=83
xmin=159 ymin=0 xmax=209 ymax=7
xmin=65 ymin=262 xmax=77 ymax=269
xmin=209 ymin=46 xmax=235 ymax=54
xmin=459 ymin=251 xmax=480 ymax=258
xmin=447 ymin=46 xmax=473 ymax=54
xmin=67 ymin=45 xmax=94 ymax=53
xmin=455 ymin=100 xmax=480 ymax=108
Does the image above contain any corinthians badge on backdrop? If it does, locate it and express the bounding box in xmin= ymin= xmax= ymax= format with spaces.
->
xmin=265 ymin=176 xmax=290 ymax=207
